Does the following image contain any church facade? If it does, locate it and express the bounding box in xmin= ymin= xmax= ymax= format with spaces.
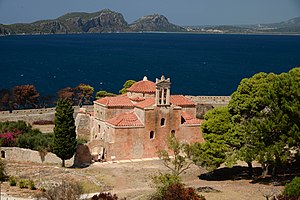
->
xmin=78 ymin=76 xmax=203 ymax=162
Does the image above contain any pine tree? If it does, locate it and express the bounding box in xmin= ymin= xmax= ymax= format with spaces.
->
xmin=53 ymin=99 xmax=77 ymax=167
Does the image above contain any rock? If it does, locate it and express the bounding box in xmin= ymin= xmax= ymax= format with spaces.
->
xmin=130 ymin=14 xmax=186 ymax=32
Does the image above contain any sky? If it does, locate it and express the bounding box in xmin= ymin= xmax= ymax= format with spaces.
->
xmin=0 ymin=0 xmax=299 ymax=26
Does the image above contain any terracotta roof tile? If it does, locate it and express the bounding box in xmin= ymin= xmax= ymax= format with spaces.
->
xmin=130 ymin=97 xmax=146 ymax=102
xmin=170 ymin=95 xmax=195 ymax=107
xmin=135 ymin=98 xmax=155 ymax=109
xmin=181 ymin=111 xmax=201 ymax=125
xmin=106 ymin=112 xmax=144 ymax=127
xmin=127 ymin=80 xmax=156 ymax=93
xmin=95 ymin=96 xmax=134 ymax=107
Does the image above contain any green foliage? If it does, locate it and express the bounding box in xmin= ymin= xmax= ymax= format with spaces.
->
xmin=76 ymin=137 xmax=87 ymax=145
xmin=190 ymin=67 xmax=300 ymax=177
xmin=150 ymin=172 xmax=182 ymax=200
xmin=18 ymin=179 xmax=28 ymax=189
xmin=190 ymin=107 xmax=233 ymax=171
xmin=283 ymin=177 xmax=300 ymax=197
xmin=0 ymin=120 xmax=31 ymax=133
xmin=119 ymin=80 xmax=136 ymax=94
xmin=95 ymin=90 xmax=115 ymax=99
xmin=8 ymin=176 xmax=17 ymax=186
xmin=16 ymin=129 xmax=53 ymax=151
xmin=28 ymin=179 xmax=36 ymax=190
xmin=53 ymin=99 xmax=77 ymax=167
xmin=0 ymin=158 xmax=7 ymax=181
xmin=158 ymin=134 xmax=192 ymax=176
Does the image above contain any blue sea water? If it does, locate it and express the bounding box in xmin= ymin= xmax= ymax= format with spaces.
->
xmin=0 ymin=33 xmax=300 ymax=96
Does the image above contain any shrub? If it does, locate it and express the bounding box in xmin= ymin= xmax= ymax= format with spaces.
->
xmin=35 ymin=181 xmax=82 ymax=200
xmin=150 ymin=173 xmax=182 ymax=200
xmin=283 ymin=177 xmax=300 ymax=197
xmin=8 ymin=176 xmax=17 ymax=186
xmin=40 ymin=186 xmax=46 ymax=192
xmin=18 ymin=179 xmax=28 ymax=189
xmin=163 ymin=183 xmax=205 ymax=200
xmin=91 ymin=192 xmax=127 ymax=200
xmin=28 ymin=179 xmax=36 ymax=190
xmin=16 ymin=129 xmax=53 ymax=152
xmin=77 ymin=137 xmax=88 ymax=145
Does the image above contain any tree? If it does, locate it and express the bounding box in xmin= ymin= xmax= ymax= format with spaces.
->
xmin=190 ymin=67 xmax=300 ymax=177
xmin=73 ymin=84 xmax=94 ymax=106
xmin=95 ymin=90 xmax=115 ymax=99
xmin=228 ymin=68 xmax=300 ymax=177
xmin=13 ymin=85 xmax=40 ymax=109
xmin=0 ymin=88 xmax=12 ymax=111
xmin=119 ymin=80 xmax=136 ymax=94
xmin=57 ymin=87 xmax=74 ymax=103
xmin=189 ymin=106 xmax=232 ymax=171
xmin=53 ymin=99 xmax=77 ymax=167
xmin=158 ymin=134 xmax=192 ymax=176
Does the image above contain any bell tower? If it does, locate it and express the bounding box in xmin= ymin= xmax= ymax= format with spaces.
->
xmin=155 ymin=75 xmax=171 ymax=106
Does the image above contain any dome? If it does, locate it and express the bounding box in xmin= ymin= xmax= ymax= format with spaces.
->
xmin=126 ymin=76 xmax=156 ymax=93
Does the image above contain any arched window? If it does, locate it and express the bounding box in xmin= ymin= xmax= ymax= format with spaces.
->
xmin=150 ymin=131 xmax=155 ymax=139
xmin=160 ymin=118 xmax=165 ymax=126
xmin=98 ymin=125 xmax=101 ymax=133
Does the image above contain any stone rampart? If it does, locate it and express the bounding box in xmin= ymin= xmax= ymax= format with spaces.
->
xmin=186 ymin=95 xmax=230 ymax=119
xmin=186 ymin=95 xmax=230 ymax=106
xmin=1 ymin=147 xmax=74 ymax=165
xmin=0 ymin=105 xmax=93 ymax=124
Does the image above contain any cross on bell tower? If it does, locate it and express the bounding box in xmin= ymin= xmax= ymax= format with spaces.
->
xmin=155 ymin=75 xmax=171 ymax=106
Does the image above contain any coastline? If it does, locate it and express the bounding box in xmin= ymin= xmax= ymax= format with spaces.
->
xmin=1 ymin=31 xmax=300 ymax=37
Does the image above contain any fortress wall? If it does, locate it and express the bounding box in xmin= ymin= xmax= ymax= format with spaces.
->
xmin=1 ymin=147 xmax=74 ymax=165
xmin=0 ymin=105 xmax=93 ymax=124
xmin=186 ymin=95 xmax=230 ymax=106
xmin=186 ymin=95 xmax=230 ymax=119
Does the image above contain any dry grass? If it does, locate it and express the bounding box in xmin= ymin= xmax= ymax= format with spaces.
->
xmin=3 ymin=160 xmax=286 ymax=200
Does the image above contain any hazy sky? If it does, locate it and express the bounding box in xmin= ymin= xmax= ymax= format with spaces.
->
xmin=0 ymin=0 xmax=299 ymax=25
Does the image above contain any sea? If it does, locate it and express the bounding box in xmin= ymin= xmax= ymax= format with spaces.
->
xmin=1 ymin=33 xmax=300 ymax=96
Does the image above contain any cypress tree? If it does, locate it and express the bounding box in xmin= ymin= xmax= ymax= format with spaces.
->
xmin=53 ymin=99 xmax=77 ymax=167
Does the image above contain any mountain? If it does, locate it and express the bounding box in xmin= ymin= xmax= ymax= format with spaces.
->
xmin=129 ymin=14 xmax=186 ymax=32
xmin=0 ymin=9 xmax=185 ymax=35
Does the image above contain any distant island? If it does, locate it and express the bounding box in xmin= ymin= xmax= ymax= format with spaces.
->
xmin=0 ymin=9 xmax=299 ymax=35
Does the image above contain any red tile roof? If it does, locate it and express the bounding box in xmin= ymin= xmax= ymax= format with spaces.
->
xmin=106 ymin=112 xmax=144 ymax=127
xmin=170 ymin=95 xmax=195 ymax=107
xmin=181 ymin=111 xmax=201 ymax=125
xmin=95 ymin=96 xmax=134 ymax=107
xmin=130 ymin=97 xmax=146 ymax=102
xmin=135 ymin=98 xmax=155 ymax=109
xmin=127 ymin=80 xmax=156 ymax=93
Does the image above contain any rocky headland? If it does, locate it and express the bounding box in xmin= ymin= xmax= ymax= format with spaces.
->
xmin=0 ymin=9 xmax=186 ymax=35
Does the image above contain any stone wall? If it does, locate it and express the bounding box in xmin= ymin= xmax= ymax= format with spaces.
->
xmin=0 ymin=105 xmax=93 ymax=124
xmin=186 ymin=95 xmax=230 ymax=118
xmin=1 ymin=147 xmax=74 ymax=166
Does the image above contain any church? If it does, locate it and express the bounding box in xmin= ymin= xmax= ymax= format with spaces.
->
xmin=78 ymin=75 xmax=203 ymax=162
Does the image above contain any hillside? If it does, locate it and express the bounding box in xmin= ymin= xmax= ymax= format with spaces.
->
xmin=0 ymin=9 xmax=186 ymax=35
xmin=130 ymin=14 xmax=186 ymax=32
